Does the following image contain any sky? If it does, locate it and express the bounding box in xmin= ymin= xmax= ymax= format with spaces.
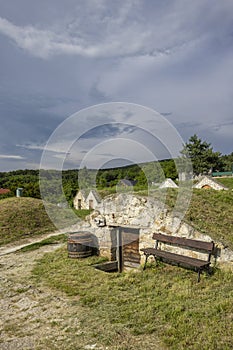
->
xmin=0 ymin=0 xmax=233 ymax=171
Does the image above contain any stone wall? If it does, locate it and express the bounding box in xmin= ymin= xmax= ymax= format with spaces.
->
xmin=77 ymin=193 xmax=233 ymax=268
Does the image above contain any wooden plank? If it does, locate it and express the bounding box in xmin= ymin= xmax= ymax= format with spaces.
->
xmin=124 ymin=256 xmax=141 ymax=264
xmin=141 ymin=248 xmax=210 ymax=268
xmin=122 ymin=228 xmax=140 ymax=269
xmin=124 ymin=261 xmax=141 ymax=269
xmin=152 ymin=233 xmax=214 ymax=252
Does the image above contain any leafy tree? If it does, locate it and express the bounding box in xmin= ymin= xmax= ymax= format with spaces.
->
xmin=180 ymin=134 xmax=222 ymax=176
xmin=221 ymin=152 xmax=233 ymax=172
xmin=160 ymin=159 xmax=178 ymax=180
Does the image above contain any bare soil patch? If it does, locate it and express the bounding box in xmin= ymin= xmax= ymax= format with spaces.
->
xmin=0 ymin=244 xmax=163 ymax=350
xmin=0 ymin=244 xmax=99 ymax=350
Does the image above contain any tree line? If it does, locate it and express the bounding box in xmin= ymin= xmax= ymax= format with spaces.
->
xmin=0 ymin=135 xmax=232 ymax=203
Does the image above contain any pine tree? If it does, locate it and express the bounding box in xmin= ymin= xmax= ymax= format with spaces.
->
xmin=180 ymin=134 xmax=222 ymax=176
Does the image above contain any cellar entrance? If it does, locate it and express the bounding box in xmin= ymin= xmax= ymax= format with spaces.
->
xmin=121 ymin=227 xmax=140 ymax=270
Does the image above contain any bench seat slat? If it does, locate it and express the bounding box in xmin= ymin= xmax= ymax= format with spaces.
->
xmin=141 ymin=248 xmax=210 ymax=268
xmin=152 ymin=233 xmax=214 ymax=252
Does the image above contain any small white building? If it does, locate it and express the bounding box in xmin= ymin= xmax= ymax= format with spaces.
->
xmin=73 ymin=190 xmax=88 ymax=210
xmin=73 ymin=189 xmax=102 ymax=210
xmin=159 ymin=178 xmax=178 ymax=189
xmin=86 ymin=190 xmax=102 ymax=210
xmin=193 ymin=176 xmax=228 ymax=190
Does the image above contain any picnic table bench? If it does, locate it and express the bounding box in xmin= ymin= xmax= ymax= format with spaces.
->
xmin=141 ymin=233 xmax=215 ymax=282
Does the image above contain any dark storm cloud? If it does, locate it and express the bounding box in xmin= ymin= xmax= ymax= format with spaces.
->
xmin=0 ymin=0 xmax=233 ymax=170
xmin=80 ymin=124 xmax=137 ymax=139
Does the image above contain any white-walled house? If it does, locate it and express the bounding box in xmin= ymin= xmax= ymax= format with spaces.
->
xmin=86 ymin=190 xmax=102 ymax=210
xmin=73 ymin=189 xmax=102 ymax=210
xmin=73 ymin=190 xmax=88 ymax=210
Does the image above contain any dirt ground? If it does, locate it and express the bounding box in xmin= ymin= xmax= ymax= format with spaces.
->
xmin=0 ymin=238 xmax=163 ymax=350
xmin=0 ymin=243 xmax=107 ymax=350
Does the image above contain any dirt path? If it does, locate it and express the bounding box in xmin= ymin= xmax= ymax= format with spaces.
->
xmin=0 ymin=244 xmax=107 ymax=350
xmin=0 ymin=222 xmax=87 ymax=256
xmin=0 ymin=231 xmax=63 ymax=256
xmin=0 ymin=237 xmax=164 ymax=350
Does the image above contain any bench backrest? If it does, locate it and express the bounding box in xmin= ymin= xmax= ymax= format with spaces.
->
xmin=152 ymin=233 xmax=214 ymax=253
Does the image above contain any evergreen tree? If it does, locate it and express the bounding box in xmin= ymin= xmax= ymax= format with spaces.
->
xmin=221 ymin=152 xmax=233 ymax=172
xmin=180 ymin=134 xmax=222 ymax=176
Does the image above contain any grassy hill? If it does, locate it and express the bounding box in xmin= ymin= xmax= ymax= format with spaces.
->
xmin=167 ymin=188 xmax=233 ymax=250
xmin=1 ymin=179 xmax=233 ymax=249
xmin=0 ymin=197 xmax=56 ymax=246
xmin=216 ymin=177 xmax=233 ymax=189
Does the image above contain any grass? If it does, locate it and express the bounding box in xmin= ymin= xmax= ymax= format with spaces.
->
xmin=0 ymin=197 xmax=56 ymax=246
xmin=19 ymin=234 xmax=67 ymax=252
xmin=0 ymin=198 xmax=93 ymax=246
xmin=216 ymin=177 xmax=233 ymax=189
xmin=32 ymin=246 xmax=233 ymax=350
xmin=72 ymin=208 xmax=93 ymax=219
xmin=164 ymin=188 xmax=233 ymax=250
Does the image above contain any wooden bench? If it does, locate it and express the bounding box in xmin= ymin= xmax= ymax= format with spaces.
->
xmin=141 ymin=233 xmax=215 ymax=282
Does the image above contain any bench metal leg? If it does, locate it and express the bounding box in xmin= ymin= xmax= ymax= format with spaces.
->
xmin=207 ymin=265 xmax=212 ymax=276
xmin=197 ymin=269 xmax=201 ymax=282
xmin=143 ymin=254 xmax=149 ymax=270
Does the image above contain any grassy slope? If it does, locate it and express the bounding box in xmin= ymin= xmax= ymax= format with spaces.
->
xmin=164 ymin=188 xmax=233 ymax=249
xmin=1 ymin=179 xmax=233 ymax=249
xmin=216 ymin=177 xmax=233 ymax=189
xmin=0 ymin=197 xmax=56 ymax=245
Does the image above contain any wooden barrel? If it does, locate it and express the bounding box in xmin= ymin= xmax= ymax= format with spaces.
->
xmin=67 ymin=232 xmax=93 ymax=258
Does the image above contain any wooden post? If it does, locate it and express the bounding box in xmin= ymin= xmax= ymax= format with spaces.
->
xmin=116 ymin=227 xmax=123 ymax=273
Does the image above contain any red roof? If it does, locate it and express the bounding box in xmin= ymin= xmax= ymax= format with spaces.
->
xmin=0 ymin=188 xmax=10 ymax=194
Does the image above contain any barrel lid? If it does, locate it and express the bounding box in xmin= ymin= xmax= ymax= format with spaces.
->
xmin=68 ymin=231 xmax=92 ymax=239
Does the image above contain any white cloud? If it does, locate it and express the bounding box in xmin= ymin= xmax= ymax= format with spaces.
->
xmin=0 ymin=0 xmax=233 ymax=61
xmin=0 ymin=154 xmax=25 ymax=159
xmin=0 ymin=1 xmax=150 ymax=59
xmin=1 ymin=0 xmax=227 ymax=59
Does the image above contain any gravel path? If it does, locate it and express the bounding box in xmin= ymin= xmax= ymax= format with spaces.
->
xmin=0 ymin=244 xmax=106 ymax=350
xmin=0 ymin=222 xmax=85 ymax=256
xmin=0 ymin=232 xmax=64 ymax=256
xmin=0 ymin=234 xmax=164 ymax=350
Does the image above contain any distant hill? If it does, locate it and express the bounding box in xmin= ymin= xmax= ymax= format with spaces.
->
xmin=0 ymin=197 xmax=56 ymax=246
